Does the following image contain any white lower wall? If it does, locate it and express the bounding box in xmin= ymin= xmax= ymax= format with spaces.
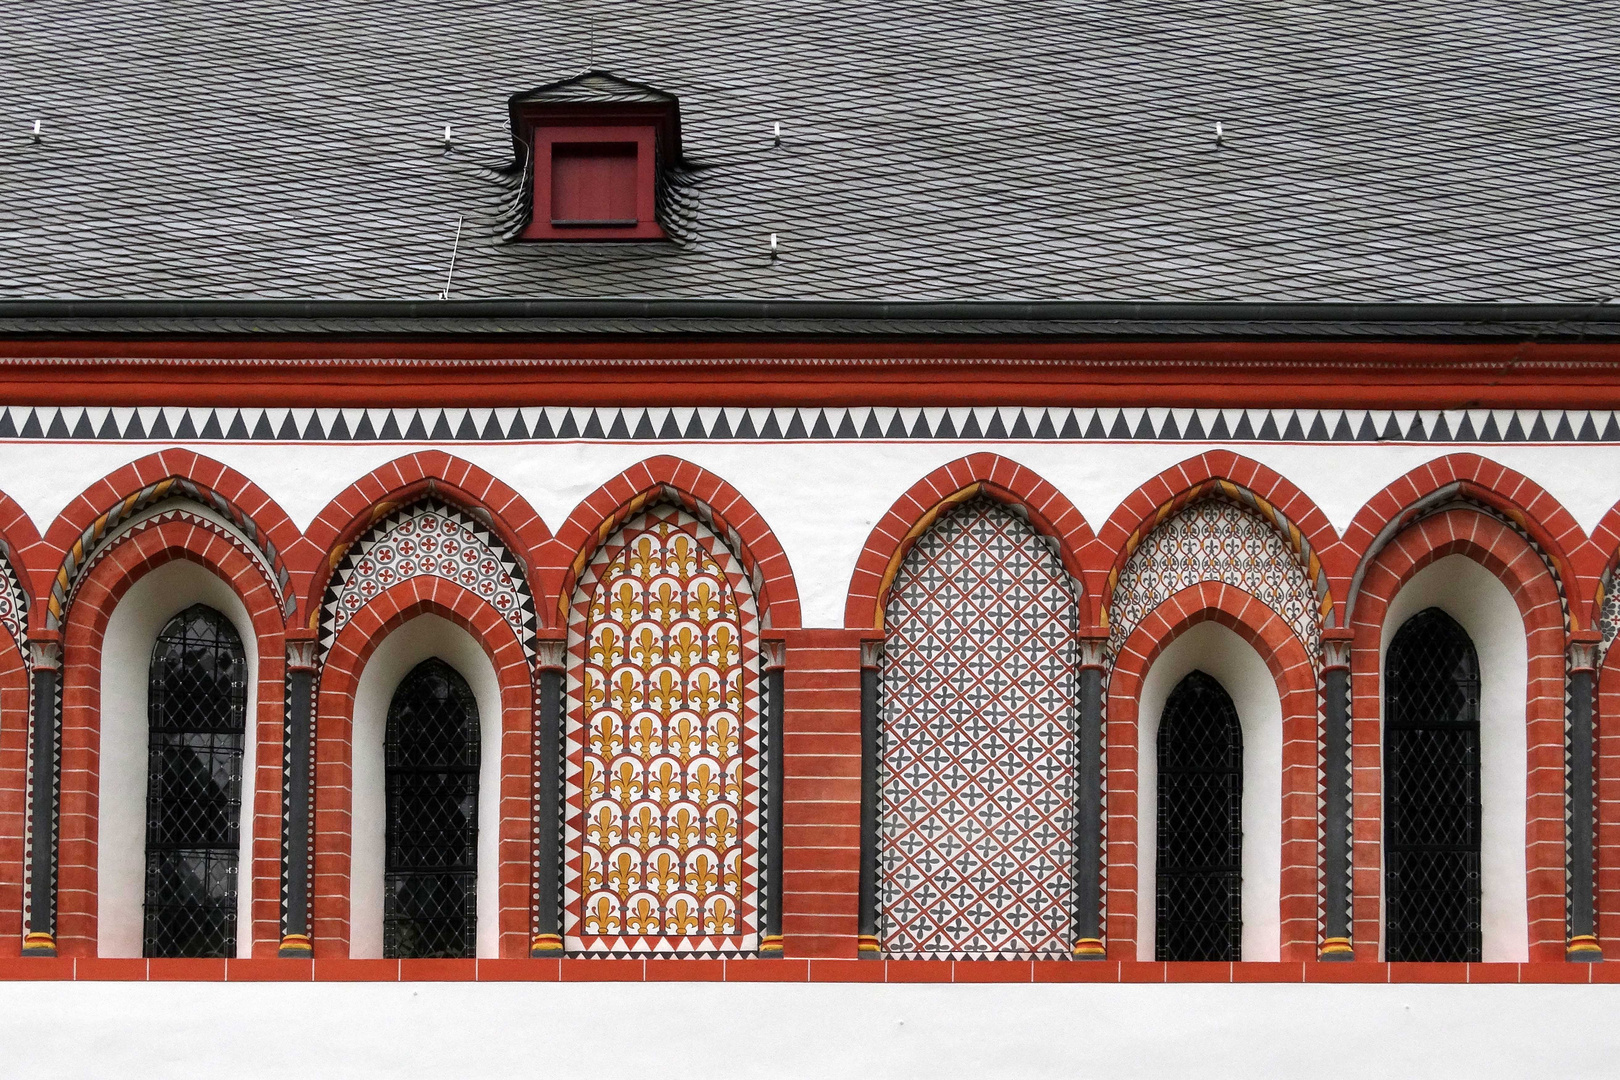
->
xmin=0 ymin=981 xmax=1614 ymax=1079
xmin=1136 ymin=622 xmax=1284 ymax=961
xmin=348 ymin=614 xmax=504 ymax=959
xmin=97 ymin=559 xmax=260 ymax=959
xmin=1379 ymin=554 xmax=1530 ymax=962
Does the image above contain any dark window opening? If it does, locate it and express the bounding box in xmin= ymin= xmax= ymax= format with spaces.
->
xmin=144 ymin=604 xmax=246 ymax=959
xmin=1156 ymin=670 xmax=1243 ymax=962
xmin=551 ymin=142 xmax=638 ymax=226
xmin=1385 ymin=606 xmax=1482 ymax=963
xmin=384 ymin=658 xmax=480 ymax=959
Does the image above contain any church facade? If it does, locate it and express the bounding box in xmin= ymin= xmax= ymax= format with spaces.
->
xmin=6 ymin=0 xmax=1620 ymax=1073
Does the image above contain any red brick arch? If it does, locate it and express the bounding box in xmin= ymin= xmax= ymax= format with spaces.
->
xmin=0 ymin=617 xmax=31 ymax=958
xmin=844 ymin=453 xmax=1096 ymax=630
xmin=54 ymin=516 xmax=288 ymax=957
xmin=544 ymin=455 xmax=800 ymax=630
xmin=34 ymin=449 xmax=300 ymax=633
xmin=296 ymin=451 xmax=551 ymax=633
xmin=1105 ymin=581 xmax=1321 ymax=961
xmin=1343 ymin=453 xmax=1596 ymax=632
xmin=310 ymin=576 xmax=533 ymax=959
xmin=1098 ymin=450 xmax=1345 ymax=628
xmin=1348 ymin=508 xmax=1568 ymax=962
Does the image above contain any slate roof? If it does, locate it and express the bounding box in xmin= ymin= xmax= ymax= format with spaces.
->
xmin=5 ymin=0 xmax=1620 ymax=305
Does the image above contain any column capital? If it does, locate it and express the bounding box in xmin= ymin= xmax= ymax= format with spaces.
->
xmin=536 ymin=635 xmax=566 ymax=672
xmin=1568 ymin=629 xmax=1602 ymax=672
xmin=1322 ymin=627 xmax=1354 ymax=671
xmin=286 ymin=636 xmax=319 ymax=672
xmin=860 ymin=639 xmax=884 ymax=669
xmin=27 ymin=637 xmax=60 ymax=672
xmin=1078 ymin=634 xmax=1108 ymax=669
xmin=761 ymin=639 xmax=786 ymax=670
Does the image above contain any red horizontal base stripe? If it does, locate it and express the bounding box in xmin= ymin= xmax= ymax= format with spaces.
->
xmin=0 ymin=958 xmax=1607 ymax=984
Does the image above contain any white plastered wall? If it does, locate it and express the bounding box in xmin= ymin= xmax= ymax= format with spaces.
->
xmin=1378 ymin=553 xmax=1530 ymax=962
xmin=348 ymin=614 xmax=504 ymax=959
xmin=1136 ymin=621 xmax=1284 ymax=961
xmin=97 ymin=558 xmax=260 ymax=958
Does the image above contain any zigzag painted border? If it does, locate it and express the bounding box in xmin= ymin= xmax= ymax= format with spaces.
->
xmin=3 ymin=406 xmax=1620 ymax=443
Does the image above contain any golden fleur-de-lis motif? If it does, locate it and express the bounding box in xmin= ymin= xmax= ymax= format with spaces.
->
xmin=710 ymin=623 xmax=740 ymax=668
xmin=608 ymin=579 xmax=643 ymax=626
xmin=689 ymin=578 xmax=722 ymax=627
xmin=706 ymin=804 xmax=738 ymax=850
xmin=606 ymin=851 xmax=640 ymax=902
xmin=609 ymin=760 xmax=641 ymax=810
xmin=706 ymin=712 xmax=738 ymax=759
xmin=626 ymin=534 xmax=660 ymax=582
xmin=667 ymin=715 xmax=701 ymax=764
xmin=573 ymin=508 xmax=759 ymax=951
xmin=646 ymin=667 xmax=682 ymax=717
xmin=705 ymin=896 xmax=735 ymax=935
xmin=689 ymin=760 xmax=722 ymax=811
xmin=646 ymin=580 xmax=681 ymax=627
xmin=667 ymin=624 xmax=703 ymax=670
xmin=666 ymin=896 xmax=699 ymax=936
xmin=580 ymin=757 xmax=606 ymax=804
xmin=647 ymin=851 xmax=681 ymax=901
xmin=584 ymin=895 xmax=619 ymax=934
xmin=667 ymin=805 xmax=700 ymax=855
xmin=587 ymin=711 xmax=618 ymax=758
xmin=624 ymin=896 xmax=659 ymax=935
xmin=585 ymin=804 xmax=621 ymax=850
xmin=688 ymin=668 xmax=722 ymax=715
xmin=645 ymin=759 xmax=681 ymax=809
xmin=587 ymin=624 xmax=624 ymax=670
xmin=624 ymin=804 xmax=660 ymax=854
xmin=608 ymin=669 xmax=640 ymax=715
xmin=581 ymin=667 xmax=605 ymax=713
xmin=626 ymin=624 xmax=661 ymax=669
xmin=626 ymin=714 xmax=660 ymax=761
xmin=686 ymin=850 xmax=718 ymax=902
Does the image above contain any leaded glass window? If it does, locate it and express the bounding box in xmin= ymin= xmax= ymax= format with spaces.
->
xmin=384 ymin=658 xmax=479 ymax=959
xmin=144 ymin=604 xmax=246 ymax=958
xmin=1156 ymin=670 xmax=1243 ymax=962
xmin=1384 ymin=607 xmax=1481 ymax=963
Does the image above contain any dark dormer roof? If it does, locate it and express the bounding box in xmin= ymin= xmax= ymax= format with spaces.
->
xmin=4 ymin=0 xmax=1620 ymax=307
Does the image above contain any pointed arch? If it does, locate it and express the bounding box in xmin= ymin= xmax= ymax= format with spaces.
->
xmin=297 ymin=451 xmax=551 ymax=632
xmin=54 ymin=514 xmax=288 ymax=957
xmin=844 ymin=453 xmax=1095 ymax=630
xmin=1348 ymin=507 xmax=1567 ymax=962
xmin=312 ymin=576 xmax=533 ymax=959
xmin=37 ymin=450 xmax=299 ymax=632
xmin=876 ymin=494 xmax=1081 ymax=958
xmin=545 ymin=455 xmax=799 ymax=631
xmin=1098 ymin=451 xmax=1340 ymax=635
xmin=1106 ymin=581 xmax=1320 ymax=961
xmin=1343 ymin=453 xmax=1595 ymax=632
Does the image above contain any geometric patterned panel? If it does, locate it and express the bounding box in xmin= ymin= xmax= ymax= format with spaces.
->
xmin=321 ymin=498 xmax=537 ymax=661
xmin=878 ymin=497 xmax=1078 ymax=959
xmin=1107 ymin=498 xmax=1321 ymax=666
xmin=0 ymin=544 xmax=26 ymax=661
xmin=563 ymin=504 xmax=761 ymax=956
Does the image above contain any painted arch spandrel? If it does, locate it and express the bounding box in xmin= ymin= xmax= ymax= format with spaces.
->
xmin=878 ymin=496 xmax=1080 ymax=959
xmin=563 ymin=505 xmax=762 ymax=956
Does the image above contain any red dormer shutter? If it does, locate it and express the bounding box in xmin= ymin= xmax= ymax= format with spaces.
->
xmin=551 ymin=142 xmax=638 ymax=226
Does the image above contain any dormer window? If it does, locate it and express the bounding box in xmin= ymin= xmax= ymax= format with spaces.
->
xmin=510 ymin=72 xmax=680 ymax=242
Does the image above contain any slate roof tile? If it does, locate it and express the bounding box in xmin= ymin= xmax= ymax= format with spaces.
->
xmin=4 ymin=0 xmax=1620 ymax=303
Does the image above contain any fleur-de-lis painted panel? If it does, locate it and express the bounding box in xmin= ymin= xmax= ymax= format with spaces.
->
xmin=564 ymin=505 xmax=760 ymax=956
xmin=879 ymin=497 xmax=1080 ymax=959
